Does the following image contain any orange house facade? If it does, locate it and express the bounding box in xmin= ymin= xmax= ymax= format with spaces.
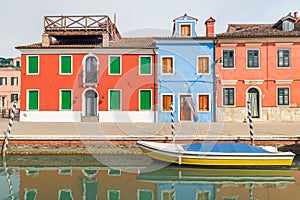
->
xmin=16 ymin=15 xmax=157 ymax=122
xmin=215 ymin=12 xmax=300 ymax=122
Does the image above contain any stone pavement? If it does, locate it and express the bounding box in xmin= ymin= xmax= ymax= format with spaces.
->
xmin=1 ymin=118 xmax=300 ymax=141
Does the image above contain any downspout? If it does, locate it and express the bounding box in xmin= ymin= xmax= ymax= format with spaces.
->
xmin=213 ymin=38 xmax=218 ymax=122
xmin=153 ymin=48 xmax=157 ymax=123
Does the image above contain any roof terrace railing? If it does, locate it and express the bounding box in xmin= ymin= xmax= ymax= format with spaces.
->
xmin=44 ymin=15 xmax=113 ymax=32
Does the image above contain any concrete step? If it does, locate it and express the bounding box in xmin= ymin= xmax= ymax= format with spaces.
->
xmin=81 ymin=116 xmax=99 ymax=122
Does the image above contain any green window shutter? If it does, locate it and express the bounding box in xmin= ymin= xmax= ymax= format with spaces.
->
xmin=247 ymin=50 xmax=259 ymax=68
xmin=59 ymin=190 xmax=72 ymax=200
xmin=223 ymin=50 xmax=234 ymax=68
xmin=223 ymin=88 xmax=235 ymax=106
xmin=28 ymin=56 xmax=39 ymax=74
xmin=61 ymin=56 xmax=72 ymax=74
xmin=108 ymin=190 xmax=120 ymax=200
xmin=140 ymin=57 xmax=151 ymax=74
xmin=0 ymin=77 xmax=2 ymax=85
xmin=139 ymin=190 xmax=152 ymax=200
xmin=110 ymin=90 xmax=121 ymax=110
xmin=61 ymin=90 xmax=72 ymax=110
xmin=110 ymin=56 xmax=121 ymax=74
xmin=11 ymin=77 xmax=14 ymax=85
xmin=140 ymin=90 xmax=151 ymax=110
xmin=11 ymin=94 xmax=18 ymax=102
xmin=25 ymin=189 xmax=37 ymax=200
xmin=28 ymin=91 xmax=38 ymax=110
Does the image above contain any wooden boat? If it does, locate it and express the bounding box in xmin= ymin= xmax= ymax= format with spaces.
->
xmin=137 ymin=141 xmax=295 ymax=167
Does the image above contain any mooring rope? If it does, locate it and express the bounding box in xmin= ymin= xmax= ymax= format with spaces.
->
xmin=171 ymin=103 xmax=175 ymax=143
xmin=2 ymin=101 xmax=17 ymax=157
xmin=247 ymin=101 xmax=254 ymax=146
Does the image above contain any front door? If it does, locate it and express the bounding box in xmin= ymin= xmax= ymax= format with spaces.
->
xmin=247 ymin=88 xmax=260 ymax=118
xmin=180 ymin=95 xmax=192 ymax=121
xmin=85 ymin=90 xmax=98 ymax=116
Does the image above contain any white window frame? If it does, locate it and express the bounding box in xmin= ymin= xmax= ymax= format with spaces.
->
xmin=197 ymin=93 xmax=211 ymax=112
xmin=26 ymin=55 xmax=40 ymax=75
xmin=276 ymin=86 xmax=290 ymax=106
xmin=58 ymin=189 xmax=73 ymax=200
xmin=59 ymin=55 xmax=73 ymax=75
xmin=221 ymin=49 xmax=235 ymax=69
xmin=109 ymin=55 xmax=122 ymax=75
xmin=26 ymin=89 xmax=40 ymax=111
xmin=222 ymin=87 xmax=236 ymax=107
xmin=108 ymin=89 xmax=122 ymax=111
xmin=139 ymin=55 xmax=152 ymax=75
xmin=82 ymin=54 xmax=99 ymax=86
xmin=246 ymin=49 xmax=260 ymax=69
xmin=24 ymin=189 xmax=37 ymax=200
xmin=139 ymin=89 xmax=152 ymax=111
xmin=277 ymin=49 xmax=290 ymax=68
xmin=161 ymin=56 xmax=175 ymax=75
xmin=197 ymin=55 xmax=211 ymax=75
xmin=59 ymin=89 xmax=73 ymax=111
xmin=137 ymin=189 xmax=153 ymax=200
xmin=108 ymin=190 xmax=120 ymax=200
xmin=161 ymin=93 xmax=175 ymax=112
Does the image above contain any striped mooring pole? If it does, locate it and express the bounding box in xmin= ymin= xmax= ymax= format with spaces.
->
xmin=2 ymin=101 xmax=17 ymax=157
xmin=247 ymin=101 xmax=254 ymax=146
xmin=171 ymin=102 xmax=175 ymax=143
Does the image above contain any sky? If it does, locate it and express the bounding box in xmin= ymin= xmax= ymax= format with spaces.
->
xmin=0 ymin=0 xmax=299 ymax=58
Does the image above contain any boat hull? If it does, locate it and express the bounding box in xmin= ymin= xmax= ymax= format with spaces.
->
xmin=138 ymin=141 xmax=295 ymax=167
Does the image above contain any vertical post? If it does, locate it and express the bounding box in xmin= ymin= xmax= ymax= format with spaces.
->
xmin=247 ymin=101 xmax=254 ymax=146
xmin=2 ymin=101 xmax=17 ymax=157
xmin=171 ymin=102 xmax=175 ymax=143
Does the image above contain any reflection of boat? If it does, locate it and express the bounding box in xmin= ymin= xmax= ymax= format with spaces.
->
xmin=137 ymin=166 xmax=295 ymax=183
xmin=137 ymin=141 xmax=295 ymax=167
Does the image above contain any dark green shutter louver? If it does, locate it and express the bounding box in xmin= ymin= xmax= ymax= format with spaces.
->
xmin=28 ymin=56 xmax=39 ymax=74
xmin=61 ymin=56 xmax=72 ymax=74
xmin=110 ymin=56 xmax=121 ymax=74
xmin=61 ymin=90 xmax=72 ymax=110
xmin=140 ymin=90 xmax=151 ymax=110
xmin=140 ymin=57 xmax=151 ymax=74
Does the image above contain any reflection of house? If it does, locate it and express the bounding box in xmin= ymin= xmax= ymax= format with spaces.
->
xmin=16 ymin=15 xmax=157 ymax=122
xmin=156 ymin=14 xmax=215 ymax=122
xmin=0 ymin=57 xmax=21 ymax=110
xmin=216 ymin=12 xmax=300 ymax=122
xmin=19 ymin=168 xmax=155 ymax=200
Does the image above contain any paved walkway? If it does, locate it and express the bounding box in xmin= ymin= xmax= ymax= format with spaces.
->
xmin=1 ymin=118 xmax=300 ymax=141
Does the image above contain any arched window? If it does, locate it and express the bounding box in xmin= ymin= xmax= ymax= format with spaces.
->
xmin=85 ymin=56 xmax=98 ymax=84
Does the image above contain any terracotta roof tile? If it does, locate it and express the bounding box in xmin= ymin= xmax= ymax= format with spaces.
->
xmin=218 ymin=23 xmax=300 ymax=38
xmin=16 ymin=37 xmax=156 ymax=49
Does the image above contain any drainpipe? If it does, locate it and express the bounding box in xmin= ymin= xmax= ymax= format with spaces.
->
xmin=213 ymin=38 xmax=218 ymax=122
xmin=153 ymin=48 xmax=157 ymax=123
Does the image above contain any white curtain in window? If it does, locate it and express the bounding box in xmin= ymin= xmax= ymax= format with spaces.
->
xmin=248 ymin=93 xmax=259 ymax=117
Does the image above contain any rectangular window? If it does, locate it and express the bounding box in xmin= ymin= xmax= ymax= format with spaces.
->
xmin=11 ymin=94 xmax=18 ymax=102
xmin=60 ymin=55 xmax=72 ymax=74
xmin=198 ymin=94 xmax=210 ymax=111
xmin=0 ymin=77 xmax=7 ymax=85
xmin=16 ymin=61 xmax=20 ymax=67
xmin=27 ymin=55 xmax=39 ymax=74
xmin=223 ymin=88 xmax=235 ymax=106
xmin=138 ymin=190 xmax=153 ymax=200
xmin=59 ymin=190 xmax=73 ymax=200
xmin=28 ymin=90 xmax=39 ymax=110
xmin=247 ymin=50 xmax=259 ymax=68
xmin=197 ymin=191 xmax=210 ymax=200
xmin=162 ymin=57 xmax=174 ymax=74
xmin=162 ymin=94 xmax=173 ymax=112
xmin=11 ymin=77 xmax=18 ymax=86
xmin=140 ymin=90 xmax=151 ymax=110
xmin=109 ymin=56 xmax=121 ymax=75
xmin=222 ymin=50 xmax=234 ymax=68
xmin=109 ymin=90 xmax=121 ymax=110
xmin=277 ymin=87 xmax=289 ymax=105
xmin=198 ymin=57 xmax=209 ymax=74
xmin=180 ymin=24 xmax=191 ymax=36
xmin=25 ymin=189 xmax=37 ymax=200
xmin=140 ymin=56 xmax=152 ymax=75
xmin=277 ymin=50 xmax=290 ymax=67
xmin=108 ymin=190 xmax=120 ymax=200
xmin=108 ymin=169 xmax=121 ymax=176
xmin=60 ymin=90 xmax=72 ymax=110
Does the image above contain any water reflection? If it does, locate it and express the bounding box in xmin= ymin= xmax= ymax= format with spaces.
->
xmin=0 ymin=155 xmax=300 ymax=200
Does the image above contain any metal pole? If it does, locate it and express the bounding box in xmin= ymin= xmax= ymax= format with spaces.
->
xmin=247 ymin=101 xmax=254 ymax=146
xmin=2 ymin=101 xmax=17 ymax=157
xmin=171 ymin=103 xmax=175 ymax=143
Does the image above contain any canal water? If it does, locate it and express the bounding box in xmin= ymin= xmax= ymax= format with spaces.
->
xmin=0 ymin=155 xmax=299 ymax=200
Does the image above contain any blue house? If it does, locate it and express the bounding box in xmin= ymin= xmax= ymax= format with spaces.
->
xmin=155 ymin=14 xmax=216 ymax=122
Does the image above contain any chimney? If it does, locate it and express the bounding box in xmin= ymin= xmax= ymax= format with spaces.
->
xmin=42 ymin=34 xmax=50 ymax=47
xmin=294 ymin=12 xmax=298 ymax=19
xmin=205 ymin=17 xmax=216 ymax=37
xmin=102 ymin=32 xmax=109 ymax=47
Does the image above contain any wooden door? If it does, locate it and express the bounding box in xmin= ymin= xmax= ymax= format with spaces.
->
xmin=180 ymin=95 xmax=192 ymax=121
